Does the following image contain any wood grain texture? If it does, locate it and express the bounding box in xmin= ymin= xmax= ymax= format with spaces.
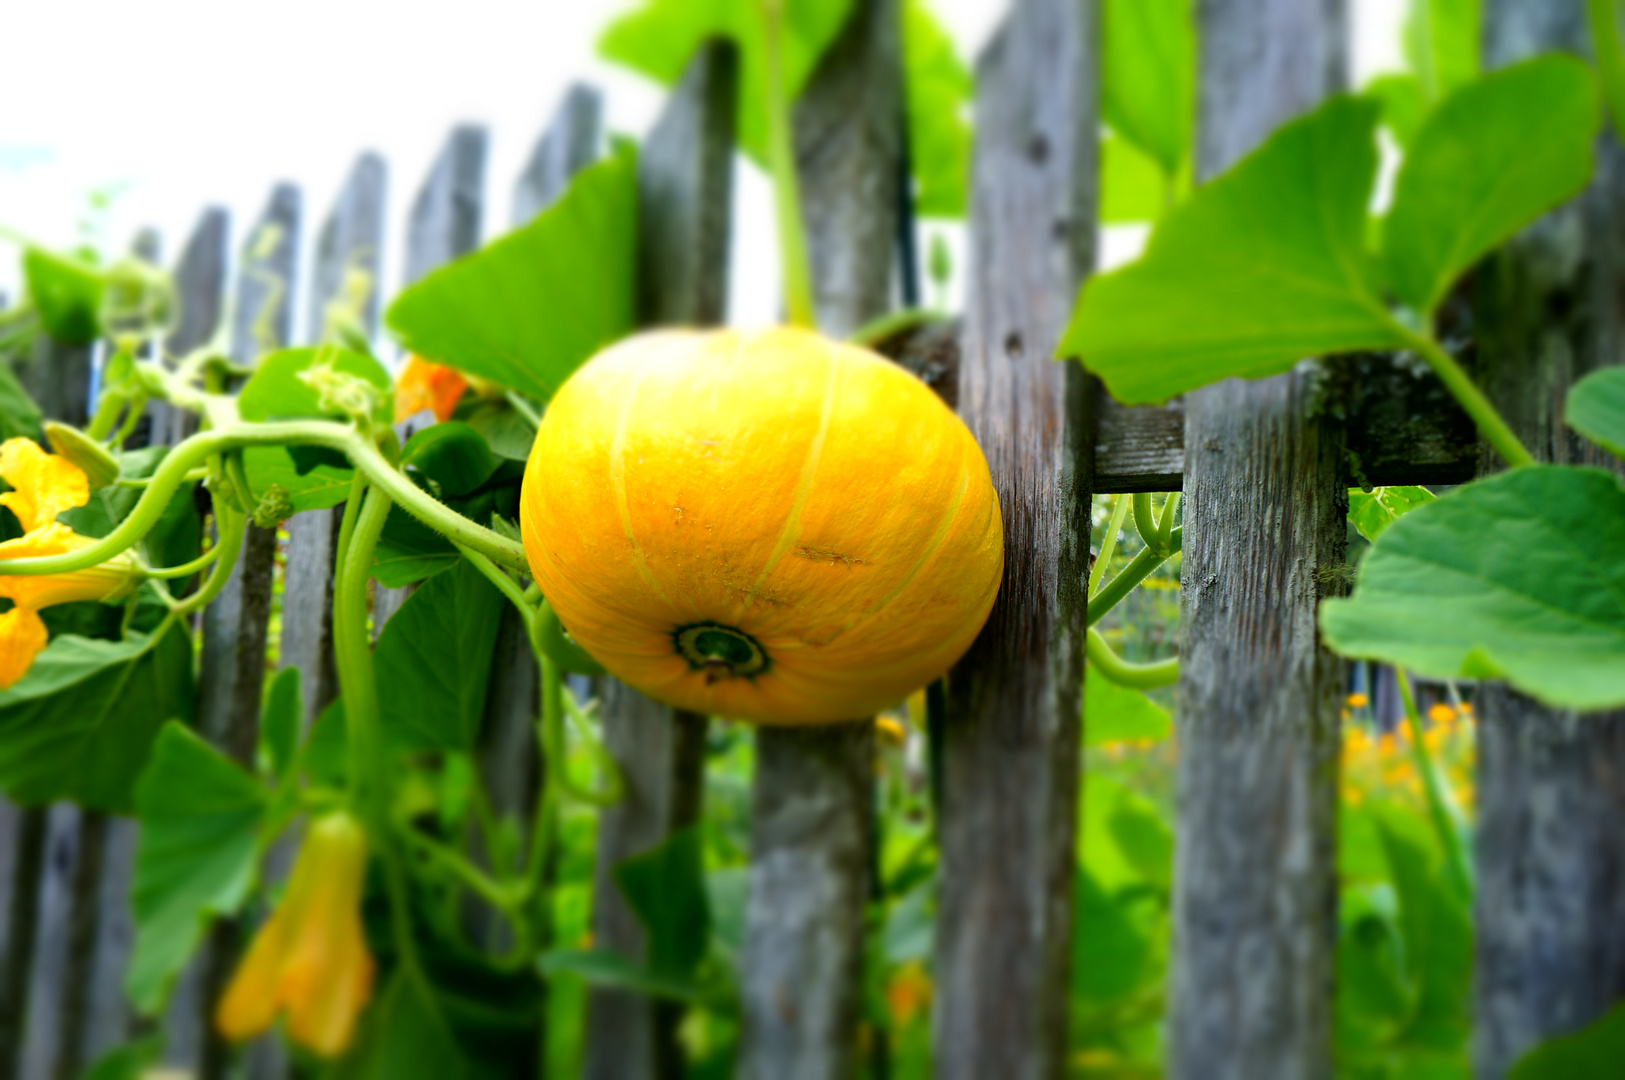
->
xmin=280 ymin=153 xmax=388 ymax=728
xmin=513 ymin=84 xmax=603 ymax=228
xmin=931 ymin=1 xmax=1097 ymax=1076
xmin=1471 ymin=5 xmax=1625 ymax=1076
xmin=734 ymin=5 xmax=901 ymax=1077
xmin=582 ymin=42 xmax=735 ymax=1080
xmin=0 ymin=806 xmax=46 ymax=1080
xmin=1170 ymin=3 xmax=1346 ymax=1077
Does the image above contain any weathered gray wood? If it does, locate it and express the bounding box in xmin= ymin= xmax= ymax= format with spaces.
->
xmin=189 ymin=184 xmax=302 ymax=1080
xmin=582 ymin=43 xmax=735 ymax=1080
xmin=1472 ymin=5 xmax=1625 ymax=1077
xmin=374 ymin=126 xmax=489 ymax=632
xmin=21 ymin=805 xmax=82 ymax=1080
xmin=280 ymin=154 xmax=388 ymax=727
xmin=736 ymin=5 xmax=901 ymax=1078
xmin=513 ymin=84 xmax=603 ymax=227
xmin=145 ymin=209 xmax=229 ymax=448
xmin=0 ymin=805 xmax=46 ymax=1080
xmin=1170 ymin=3 xmax=1346 ymax=1078
xmin=930 ymin=1 xmax=1097 ymax=1077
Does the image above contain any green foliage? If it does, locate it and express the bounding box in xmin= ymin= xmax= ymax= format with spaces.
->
xmin=329 ymin=971 xmax=468 ymax=1080
xmin=260 ymin=666 xmax=302 ymax=780
xmin=1349 ymin=485 xmax=1436 ymax=542
xmin=1368 ymin=73 xmax=1427 ymax=148
xmin=60 ymin=445 xmax=201 ymax=572
xmin=1508 ymin=1000 xmax=1625 ymax=1079
xmin=81 ymin=1034 xmax=164 ymax=1080
xmin=400 ymin=422 xmax=498 ymax=498
xmin=1084 ymin=668 xmax=1171 ymax=747
xmin=1322 ymin=467 xmax=1625 ymax=710
xmin=0 ymin=363 xmax=42 ymax=442
xmin=1381 ymin=56 xmax=1599 ymax=316
xmin=243 ymin=445 xmax=354 ymax=514
xmin=126 ymin=723 xmax=266 ymax=1014
xmin=375 ymin=558 xmax=505 ymax=750
xmin=1404 ymin=0 xmax=1480 ymax=103
xmin=614 ymin=825 xmax=711 ymax=980
xmin=1103 ymin=0 xmax=1194 ymax=178
xmin=387 ymin=147 xmax=638 ymax=403
xmin=24 ymin=246 xmax=104 ymax=345
xmin=1062 ymin=97 xmax=1404 ymax=404
xmin=1566 ymin=365 xmax=1625 ymax=458
xmin=903 ymin=0 xmax=973 ymax=217
xmin=1100 ymin=132 xmax=1171 ymax=224
xmin=238 ymin=346 xmax=393 ymax=426
xmin=0 ymin=624 xmax=194 ymax=810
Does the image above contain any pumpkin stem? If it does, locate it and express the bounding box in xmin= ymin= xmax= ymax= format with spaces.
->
xmin=761 ymin=0 xmax=817 ymax=329
xmin=675 ymin=621 xmax=770 ymax=679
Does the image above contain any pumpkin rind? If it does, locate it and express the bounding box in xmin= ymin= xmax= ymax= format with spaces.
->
xmin=519 ymin=326 xmax=1003 ymax=724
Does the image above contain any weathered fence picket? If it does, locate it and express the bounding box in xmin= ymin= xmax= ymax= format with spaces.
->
xmin=582 ymin=39 xmax=736 ymax=1080
xmin=932 ymin=1 xmax=1096 ymax=1077
xmin=1169 ymin=2 xmax=1346 ymax=1078
xmin=1472 ymin=4 xmax=1625 ymax=1076
xmin=734 ymin=2 xmax=901 ymax=1077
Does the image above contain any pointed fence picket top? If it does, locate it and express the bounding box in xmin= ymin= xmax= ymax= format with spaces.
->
xmin=1169 ymin=2 xmax=1347 ymax=1077
xmin=514 ymin=83 xmax=603 ymax=228
xmin=374 ymin=125 xmax=490 ymax=631
xmin=929 ymin=1 xmax=1097 ymax=1076
xmin=280 ymin=153 xmax=388 ymax=728
xmin=146 ymin=209 xmax=230 ymax=448
xmin=190 ymin=184 xmax=303 ymax=1080
xmin=581 ymin=39 xmax=737 ymax=1080
xmin=734 ymin=2 xmax=901 ymax=1077
xmin=1472 ymin=4 xmax=1625 ymax=1075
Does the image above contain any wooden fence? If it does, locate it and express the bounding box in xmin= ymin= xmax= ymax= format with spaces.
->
xmin=1 ymin=0 xmax=1622 ymax=1078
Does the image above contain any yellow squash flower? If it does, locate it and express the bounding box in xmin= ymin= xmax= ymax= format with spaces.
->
xmin=0 ymin=438 xmax=139 ymax=689
xmin=216 ymin=811 xmax=376 ymax=1057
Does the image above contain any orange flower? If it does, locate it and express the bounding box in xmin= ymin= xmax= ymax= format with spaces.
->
xmin=216 ymin=812 xmax=376 ymax=1057
xmin=1346 ymin=692 xmax=1369 ymax=708
xmin=886 ymin=962 xmax=933 ymax=1027
xmin=393 ymin=356 xmax=468 ymax=423
xmin=1427 ymin=702 xmax=1456 ymax=724
xmin=0 ymin=439 xmax=139 ymax=689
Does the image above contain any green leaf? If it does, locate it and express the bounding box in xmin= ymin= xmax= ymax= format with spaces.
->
xmin=260 ymin=666 xmax=302 ymax=779
xmin=1509 ymin=1000 xmax=1625 ymax=1079
xmin=1103 ymin=0 xmax=1195 ymax=177
xmin=328 ymin=971 xmax=468 ymax=1080
xmin=1373 ymin=807 xmax=1472 ymax=1049
xmin=1084 ymin=667 xmax=1171 ymax=746
xmin=1405 ymin=0 xmax=1481 ymax=103
xmin=400 ymin=422 xmax=497 ymax=498
xmin=372 ymin=505 xmax=458 ymax=588
xmin=1367 ymin=72 xmax=1427 ymax=148
xmin=242 ymin=445 xmax=353 ymax=514
xmin=904 ymin=0 xmax=973 ymax=218
xmin=1061 ymin=96 xmax=1405 ymax=404
xmin=1108 ymin=797 xmax=1174 ymax=892
xmin=304 ymin=696 xmax=349 ymax=786
xmin=1566 ymin=366 xmax=1625 ymax=458
xmin=387 ymin=149 xmax=638 ymax=404
xmin=537 ymin=947 xmax=705 ymax=1003
xmin=0 ymin=363 xmax=42 ymax=442
xmin=1100 ymin=132 xmax=1170 ymax=224
xmin=58 ymin=445 xmax=202 ymax=572
xmin=1321 ymin=466 xmax=1625 ymax=710
xmin=1349 ymin=485 xmax=1436 ymax=542
xmin=82 ymin=1034 xmax=164 ymax=1080
xmin=375 ymin=558 xmax=504 ymax=750
xmin=24 ymin=247 xmax=104 ymax=345
xmin=1071 ymin=869 xmax=1153 ymax=1003
xmin=0 ymin=624 xmax=195 ymax=811
xmin=599 ymin=0 xmax=854 ymax=167
xmin=1380 ymin=56 xmax=1600 ymax=316
xmin=464 ymin=401 xmax=536 ymax=462
xmin=237 ymin=346 xmax=392 ymax=425
xmin=126 ymin=723 xmax=266 ymax=1014
xmin=613 ymin=825 xmax=711 ymax=980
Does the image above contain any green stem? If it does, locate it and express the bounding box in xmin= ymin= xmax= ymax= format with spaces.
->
xmin=1156 ymin=492 xmax=1181 ymax=547
xmin=504 ymin=389 xmax=544 ymax=430
xmin=1086 ymin=627 xmax=1179 ymax=689
xmin=1587 ymin=0 xmax=1625 ymax=144
xmin=1395 ymin=669 xmax=1475 ymax=902
xmin=536 ymin=656 xmax=622 ymax=808
xmin=1087 ymin=527 xmax=1181 ymax=626
xmin=140 ymin=537 xmax=223 ymax=580
xmin=1400 ymin=328 xmax=1535 ymax=468
xmin=847 ymin=308 xmax=942 ymax=349
xmin=166 ymin=504 xmax=246 ymax=616
xmin=1131 ymin=493 xmax=1157 ymax=546
xmin=0 ymin=420 xmax=528 ymax=578
xmin=332 ymin=485 xmax=424 ymax=973
xmin=761 ymin=0 xmax=816 ymax=328
xmin=1090 ymin=494 xmax=1133 ymax=596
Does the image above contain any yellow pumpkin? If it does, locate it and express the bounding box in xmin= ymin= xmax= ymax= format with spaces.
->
xmin=519 ymin=326 xmax=1002 ymax=724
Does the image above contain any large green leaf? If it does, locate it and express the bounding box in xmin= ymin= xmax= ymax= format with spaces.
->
xmin=0 ymin=362 xmax=42 ymax=442
xmin=372 ymin=506 xmax=458 ymax=588
xmin=260 ymin=666 xmax=302 ymax=780
xmin=1404 ymin=0 xmax=1481 ymax=103
xmin=1349 ymin=485 xmax=1436 ymax=542
xmin=1084 ymin=667 xmax=1171 ymax=746
xmin=24 ymin=247 xmax=104 ymax=345
xmin=375 ymin=558 xmax=504 ymax=750
xmin=1100 ymin=132 xmax=1170 ymax=224
xmin=1374 ymin=809 xmax=1471 ymax=1050
xmin=400 ymin=421 xmax=497 ymax=498
xmin=1380 ymin=56 xmax=1599 ymax=316
xmin=387 ymin=149 xmax=636 ymax=404
xmin=1071 ymin=869 xmax=1154 ymax=1004
xmin=237 ymin=346 xmax=392 ymax=425
xmin=241 ymin=445 xmax=353 ymax=514
xmin=1321 ymin=466 xmax=1625 ymax=711
xmin=1508 ymin=1000 xmax=1625 ymax=1079
xmin=1367 ymin=72 xmax=1427 ymax=149
xmin=328 ymin=971 xmax=468 ymax=1080
xmin=126 ymin=723 xmax=266 ymax=1014
xmin=0 ymin=624 xmax=195 ymax=810
xmin=600 ymin=0 xmax=853 ymax=167
xmin=1061 ymin=96 xmax=1405 ymax=404
xmin=613 ymin=825 xmax=711 ymax=979
xmin=904 ymin=0 xmax=973 ymax=218
xmin=1103 ymin=0 xmax=1194 ymax=177
xmin=1566 ymin=366 xmax=1625 ymax=458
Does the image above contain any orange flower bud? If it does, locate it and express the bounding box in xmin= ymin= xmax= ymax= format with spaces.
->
xmin=393 ymin=356 xmax=468 ymax=424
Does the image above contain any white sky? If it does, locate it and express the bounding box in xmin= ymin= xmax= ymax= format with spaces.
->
xmin=0 ymin=0 xmax=1403 ymax=340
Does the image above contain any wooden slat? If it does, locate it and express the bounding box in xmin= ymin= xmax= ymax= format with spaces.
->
xmin=930 ymin=1 xmax=1097 ymax=1076
xmin=1472 ymin=5 xmax=1625 ymax=1076
xmin=582 ymin=40 xmax=736 ymax=1080
xmin=0 ymin=805 xmax=47 ymax=1080
xmin=144 ymin=210 xmax=229 ymax=448
xmin=513 ymin=84 xmax=602 ymax=227
xmin=736 ymin=3 xmax=901 ymax=1077
xmin=1168 ymin=3 xmax=1345 ymax=1077
xmin=280 ymin=153 xmax=388 ymax=727
xmin=375 ymin=126 xmax=489 ymax=631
